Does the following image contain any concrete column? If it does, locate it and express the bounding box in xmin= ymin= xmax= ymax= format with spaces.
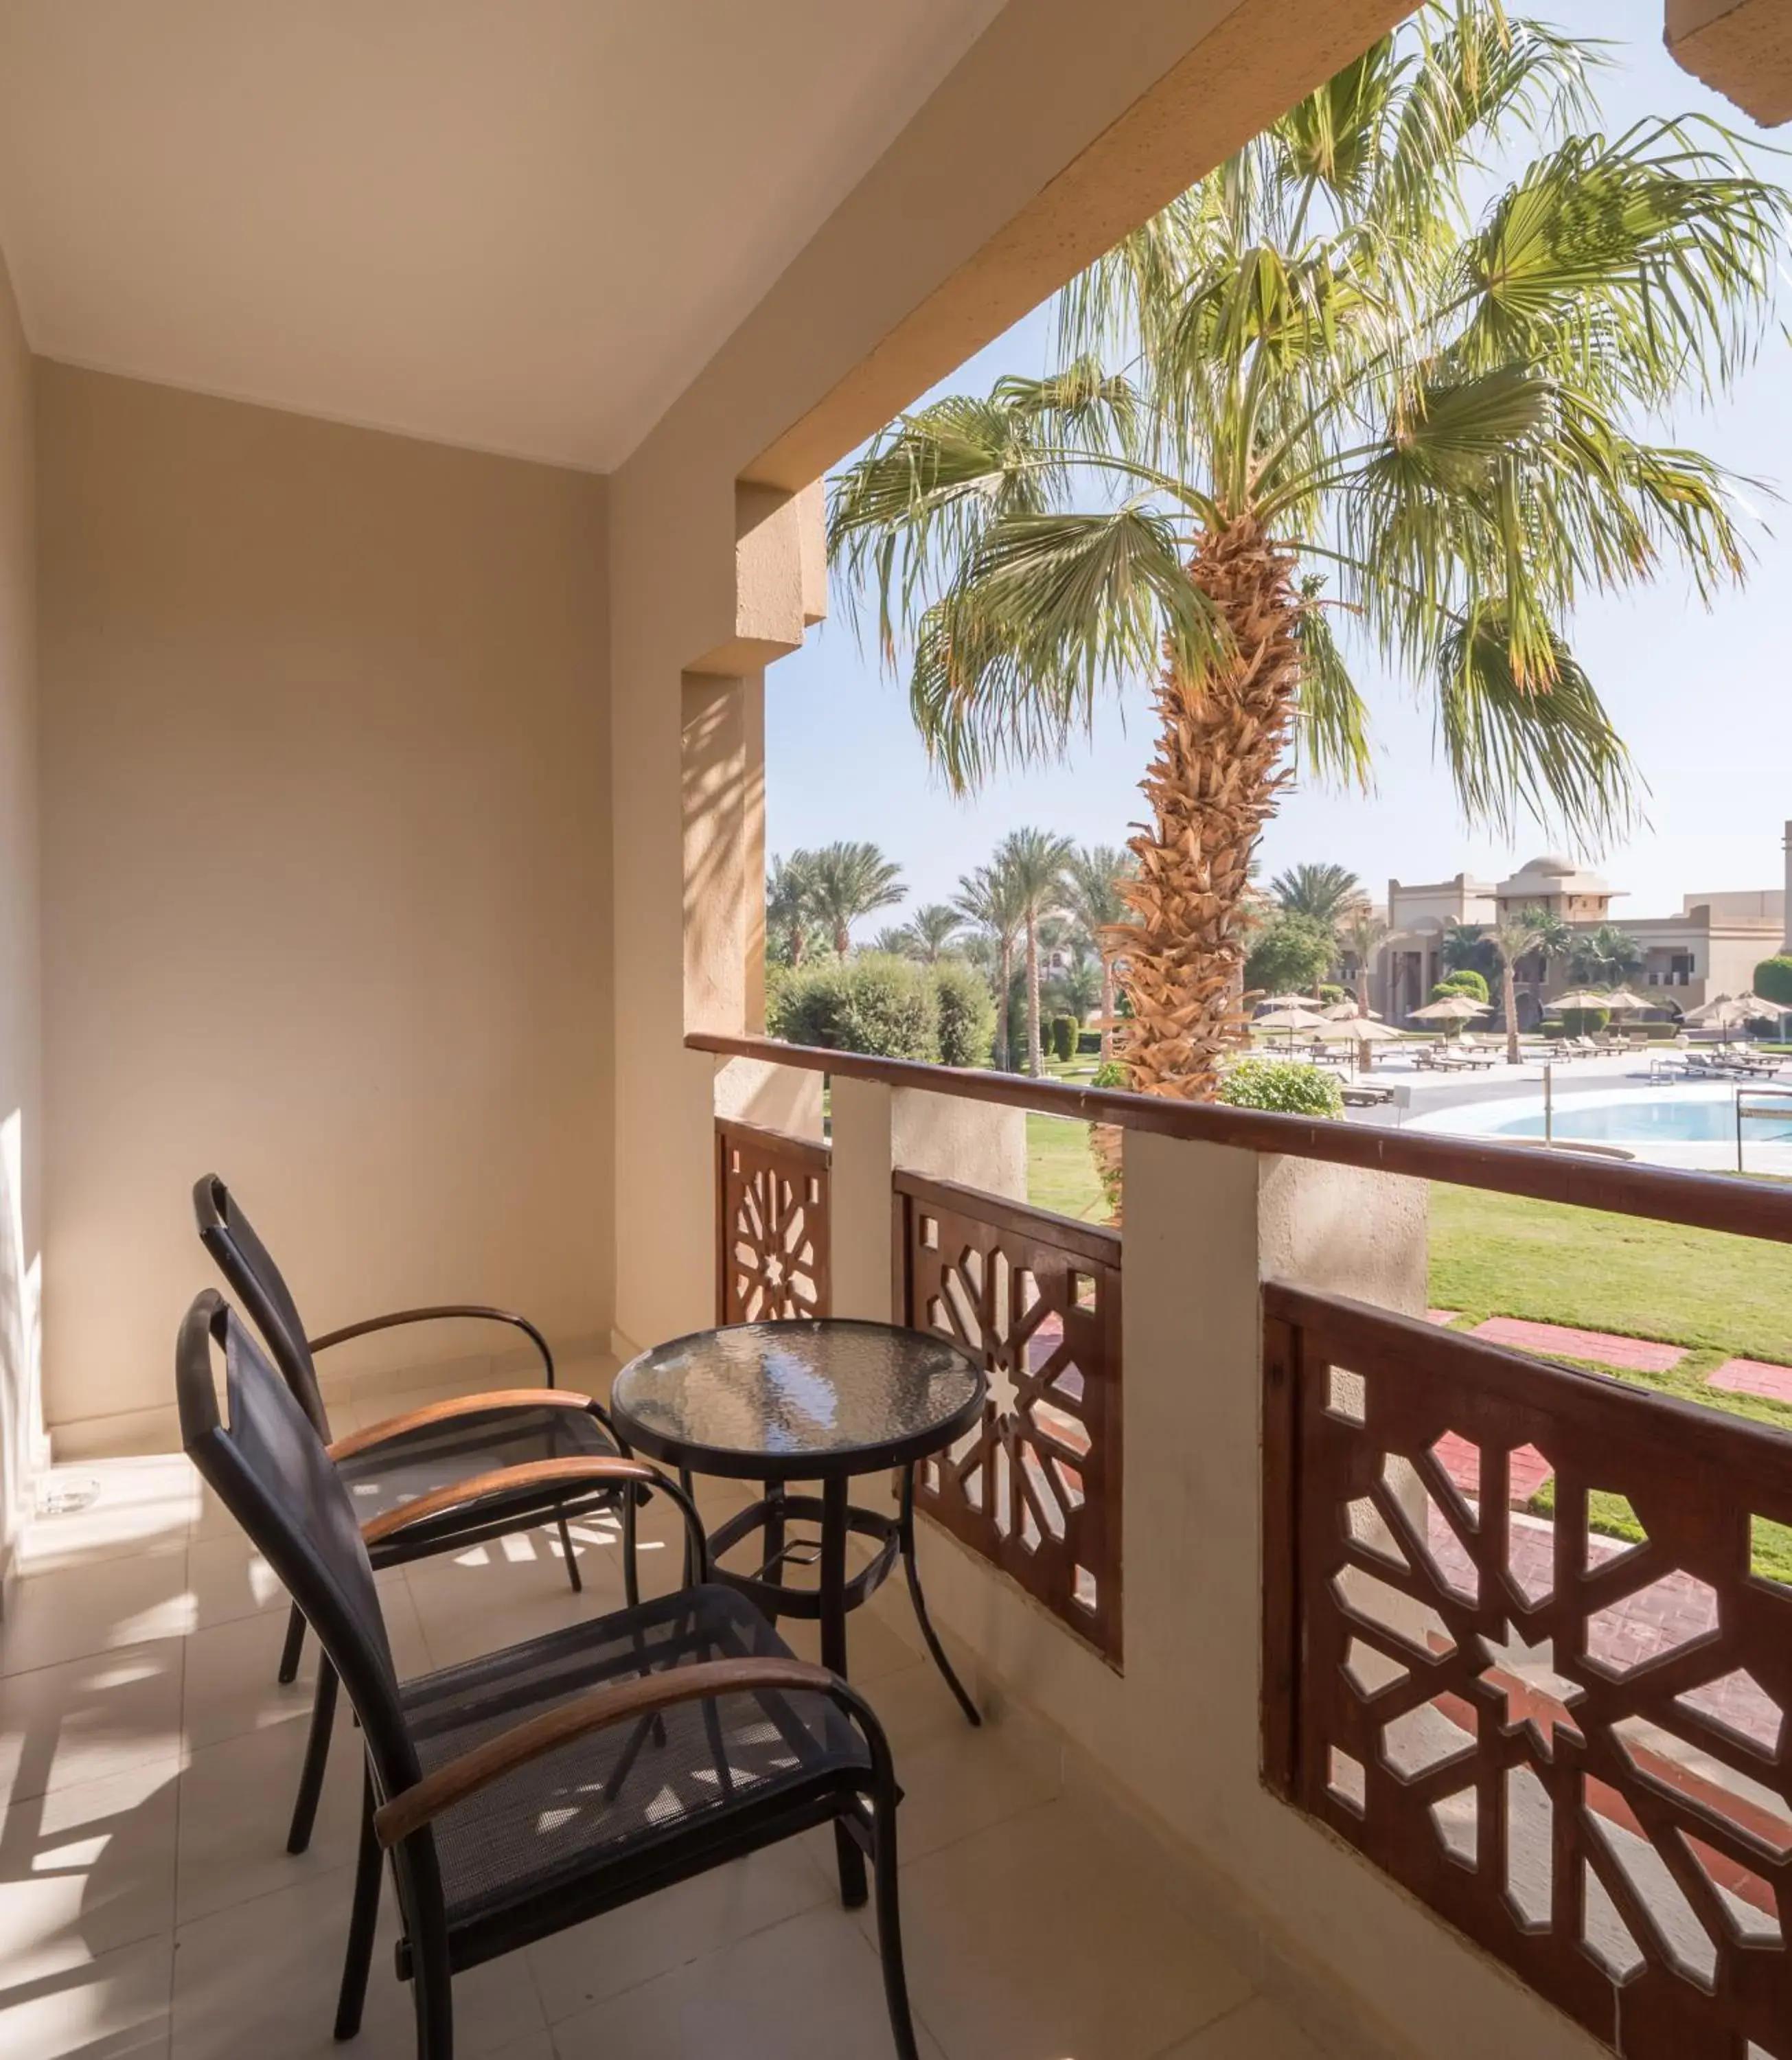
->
xmin=827 ymin=1076 xmax=896 ymax=1322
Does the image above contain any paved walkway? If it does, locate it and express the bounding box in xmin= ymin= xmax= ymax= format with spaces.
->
xmin=1431 ymin=1309 xmax=1792 ymax=1404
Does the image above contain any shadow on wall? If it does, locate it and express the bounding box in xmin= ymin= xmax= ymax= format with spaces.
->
xmin=0 ymin=1106 xmax=46 ymax=1566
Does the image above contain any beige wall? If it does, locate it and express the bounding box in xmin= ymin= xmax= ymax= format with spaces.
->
xmin=0 ymin=245 xmax=42 ymax=1574
xmin=37 ymin=365 xmax=611 ymax=1441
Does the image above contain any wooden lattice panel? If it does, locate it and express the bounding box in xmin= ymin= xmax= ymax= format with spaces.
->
xmin=1263 ymin=1283 xmax=1792 ymax=2058
xmin=896 ymin=1171 xmax=1121 ymax=1664
xmin=715 ymin=1119 xmax=830 ymax=1323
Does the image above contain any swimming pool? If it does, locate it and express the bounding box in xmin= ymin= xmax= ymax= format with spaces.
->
xmin=1407 ymin=1082 xmax=1792 ymax=1170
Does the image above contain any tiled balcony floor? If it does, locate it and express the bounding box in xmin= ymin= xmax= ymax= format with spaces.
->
xmin=0 ymin=1374 xmax=1322 ymax=2060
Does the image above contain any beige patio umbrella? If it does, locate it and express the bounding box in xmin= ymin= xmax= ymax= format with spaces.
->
xmin=1256 ymin=993 xmax=1321 ymax=1010
xmin=1322 ymin=999 xmax=1382 ymax=1020
xmin=1550 ymin=988 xmax=1613 ymax=1011
xmin=1410 ymin=994 xmax=1489 ymax=1022
xmin=1252 ymin=1005 xmax=1331 ymax=1051
xmin=1600 ymin=987 xmax=1650 ymax=1013
xmin=1322 ymin=1014 xmax=1403 ymax=1071
xmin=1684 ymin=992 xmax=1754 ymax=1026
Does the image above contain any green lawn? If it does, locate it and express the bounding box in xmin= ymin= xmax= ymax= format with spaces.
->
xmin=1429 ymin=1182 xmax=1792 ymax=1369
xmin=1025 ymin=1113 xmax=1110 ymax=1223
xmin=1431 ymin=1183 xmax=1792 ymax=1571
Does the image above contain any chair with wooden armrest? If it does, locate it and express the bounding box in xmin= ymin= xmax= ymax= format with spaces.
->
xmin=175 ymin=1292 xmax=919 ymax=2060
xmin=193 ymin=1173 xmax=643 ymax=1855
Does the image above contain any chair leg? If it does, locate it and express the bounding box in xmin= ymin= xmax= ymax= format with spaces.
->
xmin=277 ymin=1600 xmax=307 ymax=1686
xmin=869 ymin=1796 xmax=920 ymax=2060
xmin=411 ymin=1927 xmax=455 ymax=2060
xmin=334 ymin=1766 xmax=382 ymax=2041
xmin=555 ymin=1512 xmax=583 ymax=1594
xmin=288 ymin=1654 xmax=338 ymax=1855
xmin=621 ymin=1488 xmax=641 ymax=1609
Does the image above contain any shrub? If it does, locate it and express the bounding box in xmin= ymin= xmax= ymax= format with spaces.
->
xmin=1558 ymin=1006 xmax=1610 ymax=1038
xmin=934 ymin=959 xmax=996 ymax=1068
xmin=1317 ymin=983 xmax=1346 ymax=1005
xmin=1050 ymin=1014 xmax=1077 ymax=1063
xmin=1077 ymin=1028 xmax=1103 ymax=1055
xmin=1756 ymin=957 xmax=1792 ymax=1009
xmin=770 ymin=954 xmax=939 ymax=1061
xmin=1217 ymin=1057 xmax=1344 ymax=1119
xmin=1088 ymin=1060 xmax=1129 ymax=1220
xmin=1432 ymin=968 xmax=1489 ymax=1004
xmin=1243 ymin=912 xmax=1335 ymax=998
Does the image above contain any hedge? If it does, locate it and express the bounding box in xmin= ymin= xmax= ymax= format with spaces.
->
xmin=770 ymin=954 xmax=939 ymax=1061
xmin=1217 ymin=1057 xmax=1343 ymax=1119
xmin=934 ymin=959 xmax=996 ymax=1068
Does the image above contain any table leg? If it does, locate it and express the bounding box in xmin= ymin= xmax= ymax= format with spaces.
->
xmin=820 ymin=1474 xmax=868 ymax=1908
xmin=761 ymin=1478 xmax=786 ymax=1629
xmin=900 ymin=1465 xmax=980 ymax=1727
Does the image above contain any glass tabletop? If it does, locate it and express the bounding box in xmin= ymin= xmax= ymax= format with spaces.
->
xmin=609 ymin=1319 xmax=986 ymax=1479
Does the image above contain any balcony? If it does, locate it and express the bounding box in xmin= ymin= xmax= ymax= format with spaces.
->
xmin=697 ymin=1031 xmax=1792 ymax=2059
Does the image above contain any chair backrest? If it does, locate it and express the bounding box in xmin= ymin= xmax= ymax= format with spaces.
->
xmin=176 ymin=1290 xmax=420 ymax=1803
xmin=192 ymin=1174 xmax=331 ymax=1438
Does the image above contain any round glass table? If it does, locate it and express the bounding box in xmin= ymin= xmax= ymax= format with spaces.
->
xmin=610 ymin=1317 xmax=987 ymax=1723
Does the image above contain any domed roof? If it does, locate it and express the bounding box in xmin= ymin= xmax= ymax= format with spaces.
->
xmin=1521 ymin=853 xmax=1577 ymax=877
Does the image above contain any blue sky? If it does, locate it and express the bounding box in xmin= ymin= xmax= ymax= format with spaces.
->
xmin=766 ymin=1 xmax=1792 ymax=935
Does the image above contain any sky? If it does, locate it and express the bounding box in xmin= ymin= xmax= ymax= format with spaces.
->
xmin=766 ymin=1 xmax=1792 ymax=937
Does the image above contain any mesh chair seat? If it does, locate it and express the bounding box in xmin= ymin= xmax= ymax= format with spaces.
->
xmin=402 ymin=1583 xmax=872 ymax=1941
xmin=341 ymin=1401 xmax=623 ymax=1552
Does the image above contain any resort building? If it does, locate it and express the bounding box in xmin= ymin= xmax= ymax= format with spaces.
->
xmin=1376 ymin=851 xmax=1785 ymax=1023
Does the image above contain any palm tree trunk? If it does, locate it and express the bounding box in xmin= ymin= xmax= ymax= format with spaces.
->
xmin=1098 ymin=959 xmax=1116 ymax=1062
xmin=996 ymin=942 xmax=1013 ymax=1072
xmin=834 ymin=921 xmax=850 ymax=957
xmin=1120 ymin=519 xmax=1304 ymax=1100
xmin=1504 ymin=964 xmax=1521 ymax=1066
xmin=1025 ymin=916 xmax=1043 ymax=1075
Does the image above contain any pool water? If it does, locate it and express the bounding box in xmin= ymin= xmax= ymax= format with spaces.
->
xmin=1414 ymin=1082 xmax=1792 ymax=1148
xmin=1491 ymin=1099 xmax=1792 ymax=1144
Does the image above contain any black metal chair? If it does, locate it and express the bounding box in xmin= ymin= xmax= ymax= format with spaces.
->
xmin=177 ymin=1291 xmax=917 ymax=2060
xmin=194 ymin=1173 xmax=639 ymax=1852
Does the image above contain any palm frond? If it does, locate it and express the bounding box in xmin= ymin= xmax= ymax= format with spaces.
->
xmin=1436 ymin=605 xmax=1638 ymax=843
xmin=908 ymin=506 xmax=1226 ymax=793
xmin=1293 ymin=581 xmax=1375 ymax=790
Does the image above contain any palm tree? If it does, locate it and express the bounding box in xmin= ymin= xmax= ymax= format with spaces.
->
xmin=1491 ymin=913 xmax=1546 ymax=1064
xmin=805 ymin=841 xmax=906 ymax=957
xmin=953 ymin=863 xmax=1027 ymax=1071
xmin=1063 ymin=845 xmax=1138 ymax=1059
xmin=1340 ymin=904 xmax=1389 ymax=1018
xmin=894 ymin=902 xmax=965 ymax=963
xmin=996 ymin=828 xmax=1075 ymax=1075
xmin=766 ymin=851 xmax=818 ymax=968
xmin=1271 ymin=862 xmax=1363 ymax=931
xmin=1569 ymin=921 xmax=1644 ymax=986
xmin=1440 ymin=919 xmax=1497 ymax=980
xmin=829 ymin=4 xmax=1780 ymax=1101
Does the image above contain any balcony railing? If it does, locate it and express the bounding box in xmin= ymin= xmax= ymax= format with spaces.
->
xmin=691 ymin=1029 xmax=1792 ymax=2058
xmin=895 ymin=1169 xmax=1123 ymax=1664
xmin=715 ymin=1115 xmax=831 ymax=1323
xmin=1263 ymin=1285 xmax=1792 ymax=2057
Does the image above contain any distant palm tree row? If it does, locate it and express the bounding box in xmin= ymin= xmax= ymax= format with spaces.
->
xmin=768 ymin=836 xmax=1657 ymax=1073
xmin=766 ymin=832 xmax=1138 ymax=1073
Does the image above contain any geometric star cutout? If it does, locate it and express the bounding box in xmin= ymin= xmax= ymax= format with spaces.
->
xmin=1478 ymin=1622 xmax=1585 ymax=1759
xmin=987 ymin=1350 xmax=1021 ymax=1422
xmin=763 ymin=1251 xmax=787 ymax=1292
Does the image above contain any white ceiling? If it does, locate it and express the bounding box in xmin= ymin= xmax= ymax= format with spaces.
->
xmin=0 ymin=1 xmax=1007 ymax=471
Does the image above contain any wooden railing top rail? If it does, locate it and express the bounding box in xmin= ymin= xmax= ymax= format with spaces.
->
xmin=689 ymin=1030 xmax=1792 ymax=1247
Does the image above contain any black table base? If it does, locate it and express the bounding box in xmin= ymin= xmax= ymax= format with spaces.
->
xmin=701 ymin=1469 xmax=981 ymax=1737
